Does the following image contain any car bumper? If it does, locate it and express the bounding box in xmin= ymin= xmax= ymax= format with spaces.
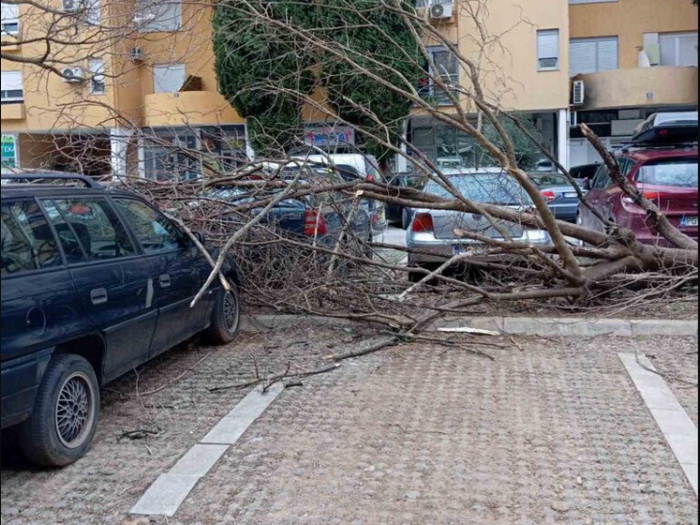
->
xmin=548 ymin=203 xmax=578 ymax=222
xmin=1 ymin=349 xmax=52 ymax=429
xmin=407 ymin=230 xmax=552 ymax=265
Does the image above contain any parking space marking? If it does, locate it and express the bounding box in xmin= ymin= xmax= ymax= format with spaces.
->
xmin=130 ymin=383 xmax=284 ymax=517
xmin=619 ymin=353 xmax=698 ymax=496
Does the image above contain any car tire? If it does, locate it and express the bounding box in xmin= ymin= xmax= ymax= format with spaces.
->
xmin=18 ymin=354 xmax=100 ymax=467
xmin=402 ymin=209 xmax=411 ymax=230
xmin=204 ymin=284 xmax=241 ymax=345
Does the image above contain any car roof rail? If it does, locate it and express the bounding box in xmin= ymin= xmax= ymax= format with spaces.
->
xmin=614 ymin=140 xmax=699 ymax=153
xmin=0 ymin=172 xmax=102 ymax=188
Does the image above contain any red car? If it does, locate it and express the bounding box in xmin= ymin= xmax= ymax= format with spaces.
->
xmin=578 ymin=147 xmax=698 ymax=246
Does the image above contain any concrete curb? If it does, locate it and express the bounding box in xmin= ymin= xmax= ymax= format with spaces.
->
xmin=240 ymin=314 xmax=698 ymax=337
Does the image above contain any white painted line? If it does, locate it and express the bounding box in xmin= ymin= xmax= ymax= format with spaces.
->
xmin=169 ymin=444 xmax=229 ymax=477
xmin=619 ymin=353 xmax=698 ymax=496
xmin=201 ymin=382 xmax=284 ymax=444
xmin=130 ymin=474 xmax=200 ymax=517
xmin=130 ymin=383 xmax=285 ymax=516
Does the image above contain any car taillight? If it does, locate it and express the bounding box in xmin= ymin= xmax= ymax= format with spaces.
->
xmin=412 ymin=212 xmax=434 ymax=232
xmin=366 ymin=174 xmax=374 ymax=182
xmin=304 ymin=209 xmax=327 ymax=236
xmin=540 ymin=190 xmax=556 ymax=202
xmin=622 ymin=191 xmax=672 ymax=204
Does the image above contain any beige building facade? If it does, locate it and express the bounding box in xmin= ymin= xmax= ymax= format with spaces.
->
xmin=1 ymin=0 xmax=697 ymax=176
xmin=568 ymin=0 xmax=698 ymax=167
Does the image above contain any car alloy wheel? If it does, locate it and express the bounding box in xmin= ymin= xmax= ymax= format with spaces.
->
xmin=54 ymin=371 xmax=97 ymax=449
xmin=223 ymin=290 xmax=239 ymax=334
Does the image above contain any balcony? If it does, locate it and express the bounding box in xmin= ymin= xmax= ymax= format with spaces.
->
xmin=143 ymin=91 xmax=244 ymax=128
xmin=573 ymin=66 xmax=698 ymax=111
xmin=1 ymin=103 xmax=25 ymax=120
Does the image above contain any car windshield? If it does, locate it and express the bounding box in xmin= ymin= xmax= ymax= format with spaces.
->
xmin=636 ymin=159 xmax=698 ymax=188
xmin=425 ymin=174 xmax=533 ymax=205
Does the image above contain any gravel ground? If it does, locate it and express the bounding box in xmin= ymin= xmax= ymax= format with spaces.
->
xmin=1 ymin=330 xmax=697 ymax=525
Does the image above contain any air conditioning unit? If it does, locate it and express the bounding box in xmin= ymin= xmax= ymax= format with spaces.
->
xmin=62 ymin=0 xmax=81 ymax=13
xmin=429 ymin=2 xmax=453 ymax=20
xmin=62 ymin=66 xmax=85 ymax=83
xmin=129 ymin=47 xmax=144 ymax=62
xmin=572 ymin=80 xmax=585 ymax=106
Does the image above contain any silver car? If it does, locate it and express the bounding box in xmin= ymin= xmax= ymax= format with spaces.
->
xmin=406 ymin=172 xmax=551 ymax=273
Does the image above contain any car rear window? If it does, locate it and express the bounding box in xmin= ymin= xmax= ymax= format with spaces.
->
xmin=636 ymin=158 xmax=698 ymax=188
xmin=425 ymin=174 xmax=533 ymax=206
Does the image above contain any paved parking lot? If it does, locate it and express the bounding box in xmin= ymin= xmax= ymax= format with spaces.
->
xmin=1 ymin=327 xmax=697 ymax=525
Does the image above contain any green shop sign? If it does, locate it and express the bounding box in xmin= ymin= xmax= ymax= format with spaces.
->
xmin=2 ymin=134 xmax=17 ymax=168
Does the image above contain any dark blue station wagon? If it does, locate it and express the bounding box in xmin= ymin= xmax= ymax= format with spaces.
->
xmin=1 ymin=174 xmax=240 ymax=467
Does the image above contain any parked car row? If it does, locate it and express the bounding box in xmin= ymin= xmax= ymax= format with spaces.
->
xmin=399 ymin=111 xmax=697 ymax=276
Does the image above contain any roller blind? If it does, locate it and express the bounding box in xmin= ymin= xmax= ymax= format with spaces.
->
xmin=1 ymin=70 xmax=22 ymax=91
xmin=537 ymin=30 xmax=560 ymax=70
xmin=569 ymin=37 xmax=618 ymax=76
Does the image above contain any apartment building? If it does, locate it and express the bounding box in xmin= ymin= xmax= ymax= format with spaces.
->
xmin=1 ymin=0 xmax=697 ymax=177
xmin=410 ymin=0 xmax=571 ymax=171
xmin=568 ymin=0 xmax=698 ymax=167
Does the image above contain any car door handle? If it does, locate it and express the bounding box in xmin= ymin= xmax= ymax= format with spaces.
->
xmin=90 ymin=288 xmax=108 ymax=305
xmin=159 ymin=273 xmax=171 ymax=288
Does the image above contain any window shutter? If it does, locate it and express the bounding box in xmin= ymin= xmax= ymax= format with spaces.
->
xmin=597 ymin=38 xmax=618 ymax=71
xmin=1 ymin=2 xmax=18 ymax=22
xmin=538 ymin=30 xmax=559 ymax=70
xmin=569 ymin=40 xmax=597 ymax=76
xmin=1 ymin=70 xmax=22 ymax=91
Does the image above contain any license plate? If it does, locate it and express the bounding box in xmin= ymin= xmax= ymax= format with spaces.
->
xmin=681 ymin=216 xmax=699 ymax=227
xmin=452 ymin=244 xmax=462 ymax=255
xmin=563 ymin=192 xmax=578 ymax=199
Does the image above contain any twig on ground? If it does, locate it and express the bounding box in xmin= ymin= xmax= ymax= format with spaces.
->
xmin=119 ymin=429 xmax=161 ymax=441
xmin=510 ymin=336 xmax=524 ymax=352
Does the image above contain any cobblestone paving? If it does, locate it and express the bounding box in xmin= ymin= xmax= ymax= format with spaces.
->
xmin=1 ymin=332 xmax=697 ymax=525
xmin=1 ymin=324 xmax=376 ymax=525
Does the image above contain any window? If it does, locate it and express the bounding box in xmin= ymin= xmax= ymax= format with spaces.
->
xmin=142 ymin=129 xmax=199 ymax=181
xmin=636 ymin=159 xmax=698 ymax=188
xmin=569 ymin=37 xmax=618 ymax=76
xmin=113 ymin=198 xmax=184 ymax=254
xmin=85 ymin=0 xmax=100 ymax=24
xmin=1 ymin=200 xmax=62 ymax=276
xmin=41 ymin=200 xmax=88 ymax=264
xmin=153 ymin=63 xmax=185 ymax=93
xmin=418 ymin=46 xmax=459 ymax=105
xmin=592 ymin=165 xmax=611 ymax=189
xmin=537 ymin=29 xmax=560 ymax=71
xmin=136 ymin=0 xmax=181 ymax=32
xmin=1 ymin=2 xmax=19 ymax=35
xmin=88 ymin=59 xmax=106 ymax=94
xmin=42 ymin=198 xmax=135 ymax=261
xmin=660 ymin=32 xmax=698 ymax=67
xmin=1 ymin=70 xmax=23 ymax=103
